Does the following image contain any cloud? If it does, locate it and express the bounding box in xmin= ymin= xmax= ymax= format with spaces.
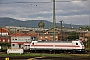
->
xmin=0 ymin=0 xmax=90 ymax=25
xmin=56 ymin=14 xmax=89 ymax=25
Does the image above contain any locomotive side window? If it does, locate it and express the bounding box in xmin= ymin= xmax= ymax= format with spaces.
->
xmin=12 ymin=44 xmax=15 ymax=46
xmin=76 ymin=43 xmax=78 ymax=45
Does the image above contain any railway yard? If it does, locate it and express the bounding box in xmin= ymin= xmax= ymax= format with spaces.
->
xmin=0 ymin=39 xmax=90 ymax=60
xmin=0 ymin=0 xmax=90 ymax=60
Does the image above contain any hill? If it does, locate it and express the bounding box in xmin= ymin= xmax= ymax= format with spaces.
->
xmin=0 ymin=17 xmax=85 ymax=29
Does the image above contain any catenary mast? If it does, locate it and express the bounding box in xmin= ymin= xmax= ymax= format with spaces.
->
xmin=53 ymin=0 xmax=56 ymax=41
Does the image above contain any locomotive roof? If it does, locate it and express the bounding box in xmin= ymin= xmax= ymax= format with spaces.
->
xmin=38 ymin=41 xmax=73 ymax=43
xmin=37 ymin=40 xmax=80 ymax=43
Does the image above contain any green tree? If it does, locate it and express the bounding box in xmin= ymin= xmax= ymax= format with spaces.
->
xmin=79 ymin=26 xmax=90 ymax=31
xmin=0 ymin=42 xmax=11 ymax=50
xmin=87 ymin=38 xmax=90 ymax=49
xmin=67 ymin=31 xmax=79 ymax=40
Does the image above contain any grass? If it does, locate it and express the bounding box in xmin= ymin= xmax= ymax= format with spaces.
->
xmin=0 ymin=53 xmax=90 ymax=58
xmin=0 ymin=53 xmax=69 ymax=57
xmin=86 ymin=47 xmax=90 ymax=51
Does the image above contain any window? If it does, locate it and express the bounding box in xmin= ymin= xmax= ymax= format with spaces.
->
xmin=19 ymin=44 xmax=21 ymax=48
xmin=31 ymin=37 xmax=37 ymax=41
xmin=31 ymin=37 xmax=33 ymax=40
xmin=55 ymin=36 xmax=58 ymax=38
xmin=8 ymin=39 xmax=10 ymax=42
xmin=28 ymin=45 xmax=30 ymax=46
xmin=12 ymin=44 xmax=15 ymax=46
xmin=76 ymin=43 xmax=78 ymax=45
xmin=50 ymin=36 xmax=53 ymax=37
xmin=48 ymin=32 xmax=58 ymax=34
xmin=45 ymin=36 xmax=48 ymax=38
xmin=34 ymin=37 xmax=37 ymax=41
xmin=40 ymin=36 xmax=42 ymax=39
xmin=3 ymin=39 xmax=5 ymax=42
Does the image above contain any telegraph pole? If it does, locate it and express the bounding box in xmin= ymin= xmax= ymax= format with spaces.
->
xmin=88 ymin=0 xmax=90 ymax=52
xmin=59 ymin=20 xmax=63 ymax=40
xmin=53 ymin=0 xmax=56 ymax=41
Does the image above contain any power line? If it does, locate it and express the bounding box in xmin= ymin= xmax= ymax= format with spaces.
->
xmin=55 ymin=0 xmax=87 ymax=2
xmin=0 ymin=2 xmax=51 ymax=4
xmin=0 ymin=0 xmax=88 ymax=4
xmin=55 ymin=1 xmax=71 ymax=2
xmin=14 ymin=2 xmax=51 ymax=3
xmin=72 ymin=0 xmax=87 ymax=1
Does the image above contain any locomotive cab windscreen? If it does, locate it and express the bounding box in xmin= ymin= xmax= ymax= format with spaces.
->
xmin=80 ymin=41 xmax=85 ymax=49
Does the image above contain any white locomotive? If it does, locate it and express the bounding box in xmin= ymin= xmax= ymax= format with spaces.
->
xmin=0 ymin=46 xmax=1 ymax=51
xmin=29 ymin=39 xmax=85 ymax=53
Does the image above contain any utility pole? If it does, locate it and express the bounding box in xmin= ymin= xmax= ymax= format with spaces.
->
xmin=53 ymin=0 xmax=56 ymax=41
xmin=59 ymin=20 xmax=63 ymax=40
xmin=0 ymin=27 xmax=2 ymax=38
xmin=52 ymin=0 xmax=86 ymax=41
xmin=89 ymin=15 xmax=90 ymax=51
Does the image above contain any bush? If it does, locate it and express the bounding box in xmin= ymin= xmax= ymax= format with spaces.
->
xmin=0 ymin=42 xmax=10 ymax=46
xmin=0 ymin=42 xmax=11 ymax=50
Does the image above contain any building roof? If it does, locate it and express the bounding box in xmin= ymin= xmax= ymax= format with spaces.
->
xmin=0 ymin=28 xmax=10 ymax=34
xmin=85 ymin=32 xmax=90 ymax=37
xmin=10 ymin=32 xmax=37 ymax=37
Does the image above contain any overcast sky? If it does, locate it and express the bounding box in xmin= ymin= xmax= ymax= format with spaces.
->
xmin=0 ymin=0 xmax=90 ymax=25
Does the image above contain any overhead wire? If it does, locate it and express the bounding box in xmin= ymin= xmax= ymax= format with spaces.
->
xmin=0 ymin=0 xmax=88 ymax=4
xmin=0 ymin=1 xmax=51 ymax=4
xmin=0 ymin=1 xmax=52 ymax=20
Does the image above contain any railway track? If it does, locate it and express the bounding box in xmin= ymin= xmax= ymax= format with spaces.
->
xmin=0 ymin=50 xmax=90 ymax=54
xmin=0 ymin=50 xmax=90 ymax=60
xmin=24 ymin=49 xmax=90 ymax=54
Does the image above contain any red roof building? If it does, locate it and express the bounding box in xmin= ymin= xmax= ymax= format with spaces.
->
xmin=10 ymin=31 xmax=37 ymax=49
xmin=0 ymin=28 xmax=10 ymax=43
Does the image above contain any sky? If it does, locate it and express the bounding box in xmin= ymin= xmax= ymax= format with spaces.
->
xmin=0 ymin=0 xmax=90 ymax=25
